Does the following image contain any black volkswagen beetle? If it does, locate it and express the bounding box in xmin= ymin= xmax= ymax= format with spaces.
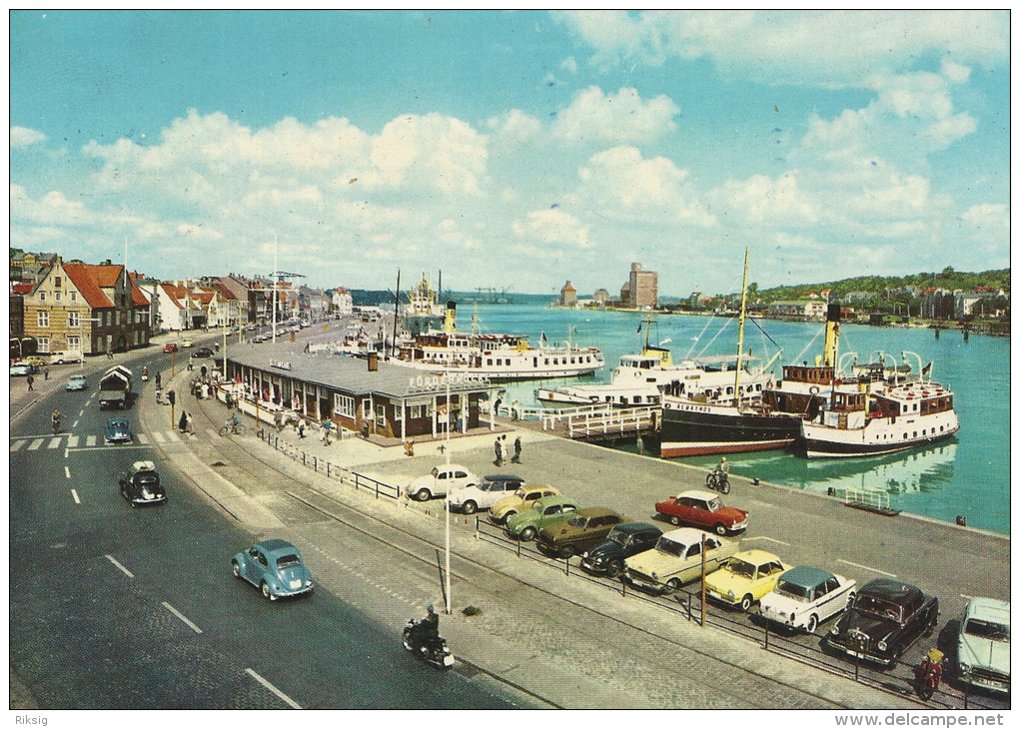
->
xmin=580 ymin=522 xmax=663 ymax=578
xmin=119 ymin=461 xmax=167 ymax=507
xmin=824 ymin=578 xmax=938 ymax=668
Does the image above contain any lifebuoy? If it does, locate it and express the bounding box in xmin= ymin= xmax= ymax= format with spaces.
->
xmin=809 ymin=385 xmax=820 ymax=395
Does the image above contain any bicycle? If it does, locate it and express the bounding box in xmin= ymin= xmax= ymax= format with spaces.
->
xmin=219 ymin=420 xmax=247 ymax=437
xmin=705 ymin=470 xmax=731 ymax=494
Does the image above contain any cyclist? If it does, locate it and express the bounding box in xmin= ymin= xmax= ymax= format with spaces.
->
xmin=225 ymin=413 xmax=241 ymax=433
xmin=51 ymin=408 xmax=63 ymax=434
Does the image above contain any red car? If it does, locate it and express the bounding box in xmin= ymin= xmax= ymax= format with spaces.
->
xmin=163 ymin=343 xmax=179 ymax=353
xmin=655 ymin=490 xmax=748 ymax=535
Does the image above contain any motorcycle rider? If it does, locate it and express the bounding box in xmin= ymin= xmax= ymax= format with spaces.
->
xmin=413 ymin=604 xmax=439 ymax=648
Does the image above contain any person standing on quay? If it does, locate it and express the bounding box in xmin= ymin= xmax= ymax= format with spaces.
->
xmin=512 ymin=436 xmax=522 ymax=464
xmin=494 ymin=437 xmax=503 ymax=466
xmin=26 ymin=373 xmax=34 ymax=391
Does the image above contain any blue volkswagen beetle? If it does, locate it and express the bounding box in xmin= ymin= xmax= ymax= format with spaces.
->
xmin=105 ymin=417 xmax=133 ymax=445
xmin=231 ymin=539 xmax=314 ymax=601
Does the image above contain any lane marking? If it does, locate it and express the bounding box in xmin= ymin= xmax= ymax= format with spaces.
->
xmin=105 ymin=554 xmax=134 ymax=578
xmin=64 ymin=466 xmax=70 ymax=479
xmin=10 ymin=440 xmax=24 ymax=452
xmin=137 ymin=433 xmax=150 ymax=445
xmin=67 ymin=444 xmax=152 ymax=453
xmin=161 ymin=602 xmax=203 ymax=634
xmin=27 ymin=438 xmax=44 ymax=451
xmin=86 ymin=435 xmax=97 ymax=447
xmin=743 ymin=536 xmax=791 ymax=546
xmin=244 ymin=668 xmax=302 ymax=709
xmin=837 ymin=558 xmax=896 ymax=578
xmin=166 ymin=431 xmax=181 ymax=442
xmin=71 ymin=489 xmax=80 ymax=504
xmin=72 ymin=420 xmax=80 ymax=429
xmin=48 ymin=437 xmax=62 ymax=450
xmin=67 ymin=435 xmax=80 ymax=448
xmin=152 ymin=432 xmax=166 ymax=443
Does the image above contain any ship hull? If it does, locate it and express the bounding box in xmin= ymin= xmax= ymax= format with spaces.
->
xmin=659 ymin=402 xmax=800 ymax=458
xmin=800 ymin=412 xmax=960 ymax=459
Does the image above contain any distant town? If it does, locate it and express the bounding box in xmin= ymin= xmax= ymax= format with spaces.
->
xmin=9 ymin=249 xmax=1010 ymax=361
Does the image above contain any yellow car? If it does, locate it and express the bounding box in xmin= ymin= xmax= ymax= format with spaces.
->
xmin=488 ymin=484 xmax=561 ymax=525
xmin=703 ymin=549 xmax=791 ymax=612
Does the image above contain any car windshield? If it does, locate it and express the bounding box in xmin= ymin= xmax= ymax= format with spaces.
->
xmin=855 ymin=595 xmax=902 ymax=621
xmin=566 ymin=515 xmax=588 ymax=528
xmin=775 ymin=580 xmax=813 ymax=601
xmin=276 ymin=553 xmax=301 ymax=569
xmin=725 ymin=559 xmax=757 ymax=579
xmin=608 ymin=528 xmax=629 ymax=546
xmin=656 ymin=539 xmax=686 ymax=557
xmin=965 ymin=619 xmax=1010 ymax=643
xmin=705 ymin=497 xmax=721 ymax=511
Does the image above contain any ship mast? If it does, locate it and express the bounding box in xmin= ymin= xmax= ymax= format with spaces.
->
xmin=733 ymin=246 xmax=750 ymax=408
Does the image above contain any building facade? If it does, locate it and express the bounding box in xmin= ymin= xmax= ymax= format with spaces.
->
xmin=559 ymin=281 xmax=577 ymax=307
xmin=627 ymin=262 xmax=658 ymax=308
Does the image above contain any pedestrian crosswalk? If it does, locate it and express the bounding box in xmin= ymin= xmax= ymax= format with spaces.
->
xmin=9 ymin=429 xmax=204 ymax=453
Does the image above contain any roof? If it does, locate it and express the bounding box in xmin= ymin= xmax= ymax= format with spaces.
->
xmin=257 ymin=538 xmax=299 ymax=556
xmin=611 ymin=521 xmax=662 ymax=535
xmin=731 ymin=549 xmax=782 ymax=566
xmin=662 ymin=527 xmax=709 ymax=544
xmin=778 ymin=565 xmax=834 ymax=589
xmin=62 ymin=262 xmax=149 ymax=308
xmin=226 ymin=340 xmax=491 ymax=400
xmin=678 ymin=490 xmax=720 ymax=501
xmin=964 ymin=597 xmax=1010 ymax=622
xmin=860 ymin=578 xmax=921 ymax=605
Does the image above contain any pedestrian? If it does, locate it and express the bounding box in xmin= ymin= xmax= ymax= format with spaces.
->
xmin=155 ymin=386 xmax=162 ymax=404
xmin=201 ymin=382 xmax=209 ymax=400
xmin=493 ymin=397 xmax=502 ymax=418
xmin=43 ymin=365 xmax=49 ymax=381
xmin=179 ymin=411 xmax=188 ymax=433
xmin=297 ymin=420 xmax=306 ymax=439
xmin=186 ymin=412 xmax=194 ymax=435
xmin=155 ymin=372 xmax=162 ymax=388
xmin=274 ymin=411 xmax=282 ymax=432
xmin=321 ymin=419 xmax=332 ymax=445
xmin=511 ymin=399 xmax=520 ymax=420
xmin=26 ymin=374 xmax=34 ymax=391
xmin=225 ymin=391 xmax=233 ymax=410
xmin=494 ymin=437 xmax=504 ymax=466
xmin=512 ymin=436 xmax=522 ymax=464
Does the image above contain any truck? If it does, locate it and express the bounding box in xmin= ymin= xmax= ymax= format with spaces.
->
xmin=99 ymin=365 xmax=133 ymax=409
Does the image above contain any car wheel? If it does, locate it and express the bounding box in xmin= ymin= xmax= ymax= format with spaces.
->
xmin=714 ymin=523 xmax=728 ymax=535
xmin=664 ymin=578 xmax=681 ymax=595
xmin=461 ymin=500 xmax=477 ymax=515
xmin=261 ymin=581 xmax=277 ymax=601
xmin=669 ymin=515 xmax=680 ymax=526
xmin=806 ymin=614 xmax=819 ymax=634
xmin=605 ymin=559 xmax=624 ymax=579
xmin=503 ymin=510 xmax=517 ymax=523
xmin=559 ymin=545 xmax=577 ymax=559
xmin=415 ymin=489 xmax=431 ymax=502
xmin=232 ymin=561 xmax=241 ymax=579
xmin=739 ymin=594 xmax=754 ymax=612
xmin=520 ymin=526 xmax=536 ymax=541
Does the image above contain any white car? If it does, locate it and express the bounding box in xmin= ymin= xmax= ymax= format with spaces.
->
xmin=447 ymin=474 xmax=525 ymax=514
xmin=406 ymin=464 xmax=478 ymax=502
xmin=49 ymin=351 xmax=84 ymax=365
xmin=759 ymin=565 xmax=857 ymax=633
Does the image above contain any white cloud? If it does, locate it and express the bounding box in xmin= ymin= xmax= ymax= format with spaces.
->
xmin=560 ymin=56 xmax=579 ymax=74
xmin=552 ymin=86 xmax=678 ymax=144
xmin=486 ymin=109 xmax=542 ymax=144
xmin=712 ymin=173 xmax=816 ymax=225
xmin=512 ymin=208 xmax=591 ymax=248
xmin=11 ymin=126 xmax=46 ymax=148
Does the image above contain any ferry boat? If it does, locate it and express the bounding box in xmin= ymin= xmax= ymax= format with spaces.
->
xmin=396 ymin=302 xmax=604 ymax=382
xmin=799 ymin=362 xmax=959 ymax=458
xmin=402 ymin=272 xmax=446 ymax=336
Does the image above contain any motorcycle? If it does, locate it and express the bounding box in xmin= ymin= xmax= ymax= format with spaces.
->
xmin=705 ymin=469 xmax=731 ymax=494
xmin=914 ymin=648 xmax=944 ymax=701
xmin=141 ymin=366 xmax=149 ymax=382
xmin=402 ymin=618 xmax=454 ymax=669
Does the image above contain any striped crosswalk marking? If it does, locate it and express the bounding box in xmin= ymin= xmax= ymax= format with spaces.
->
xmin=27 ymin=438 xmax=44 ymax=451
xmin=48 ymin=437 xmax=62 ymax=449
xmin=67 ymin=435 xmax=80 ymax=448
xmin=152 ymin=431 xmax=166 ymax=443
xmin=10 ymin=440 xmax=25 ymax=452
xmin=166 ymin=431 xmax=181 ymax=443
xmin=136 ymin=433 xmax=150 ymax=445
xmin=85 ymin=435 xmax=97 ymax=447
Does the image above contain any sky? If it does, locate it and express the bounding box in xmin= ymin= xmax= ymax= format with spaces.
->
xmin=8 ymin=10 xmax=1011 ymax=297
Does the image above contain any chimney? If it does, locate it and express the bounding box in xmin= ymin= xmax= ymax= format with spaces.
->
xmin=367 ymin=351 xmax=379 ymax=372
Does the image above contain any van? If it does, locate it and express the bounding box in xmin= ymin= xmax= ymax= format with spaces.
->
xmin=49 ymin=351 xmax=84 ymax=365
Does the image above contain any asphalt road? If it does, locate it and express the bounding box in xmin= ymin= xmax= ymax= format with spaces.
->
xmin=9 ymin=345 xmax=518 ymax=710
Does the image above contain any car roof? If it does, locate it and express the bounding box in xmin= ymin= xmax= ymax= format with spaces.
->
xmin=611 ymin=522 xmax=662 ymax=536
xmin=520 ymin=483 xmax=557 ymax=492
xmin=256 ymin=538 xmax=300 ymax=556
xmin=534 ymin=495 xmax=576 ymax=507
xmin=662 ymin=527 xmax=711 ymax=545
xmin=731 ymin=549 xmax=782 ymax=566
xmin=132 ymin=460 xmax=156 ymax=473
xmin=108 ymin=417 xmax=129 ymax=424
xmin=779 ymin=565 xmax=833 ymax=588
xmin=860 ymin=578 xmax=921 ymax=604
xmin=964 ymin=596 xmax=1010 ymax=623
xmin=484 ymin=474 xmax=524 ymax=482
xmin=677 ymin=490 xmax=719 ymax=500
xmin=573 ymin=507 xmax=621 ymax=518
xmin=69 ymin=374 xmax=86 ymax=380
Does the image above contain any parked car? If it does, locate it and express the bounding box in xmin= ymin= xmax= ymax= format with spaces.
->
xmin=581 ymin=522 xmax=663 ymax=578
xmin=231 ymin=539 xmax=314 ymax=601
xmin=65 ymin=374 xmax=88 ymax=391
xmin=181 ymin=339 xmax=194 ymax=348
xmin=505 ymin=496 xmax=579 ymax=541
xmin=824 ymin=579 xmax=939 ymax=667
xmin=119 ymin=461 xmax=167 ymax=507
xmin=956 ymin=597 xmax=1010 ymax=694
xmin=24 ymin=356 xmax=46 ymax=368
xmin=655 ymin=489 xmax=748 ymax=535
xmin=623 ymin=528 xmax=740 ymax=595
xmin=192 ymin=347 xmax=214 ymax=358
xmin=489 ymin=484 xmax=561 ymax=524
xmin=405 ymin=464 xmax=478 ymax=502
xmin=535 ymin=507 xmax=627 ymax=558
xmin=704 ymin=549 xmax=792 ymax=612
xmin=163 ymin=342 xmax=179 ymax=353
xmin=49 ymin=351 xmax=84 ymax=365
xmin=10 ymin=363 xmax=33 ymax=377
xmin=447 ymin=474 xmax=525 ymax=514
xmin=104 ymin=416 xmax=133 ymax=445
xmin=759 ymin=566 xmax=857 ymax=633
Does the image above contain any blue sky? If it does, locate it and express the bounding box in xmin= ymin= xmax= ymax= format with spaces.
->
xmin=9 ymin=10 xmax=1010 ymax=296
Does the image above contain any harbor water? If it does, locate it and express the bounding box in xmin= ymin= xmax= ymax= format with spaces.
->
xmin=466 ymin=303 xmax=1010 ymax=534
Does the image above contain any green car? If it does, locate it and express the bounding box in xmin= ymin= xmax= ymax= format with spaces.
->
xmin=504 ymin=496 xmax=579 ymax=541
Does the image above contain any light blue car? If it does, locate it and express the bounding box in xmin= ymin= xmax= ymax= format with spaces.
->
xmin=104 ymin=417 xmax=133 ymax=444
xmin=231 ymin=539 xmax=313 ymax=601
xmin=957 ymin=597 xmax=1010 ymax=694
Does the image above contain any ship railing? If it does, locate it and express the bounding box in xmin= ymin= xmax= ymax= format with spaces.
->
xmin=841 ymin=488 xmax=897 ymax=514
xmin=536 ymin=403 xmax=618 ymax=430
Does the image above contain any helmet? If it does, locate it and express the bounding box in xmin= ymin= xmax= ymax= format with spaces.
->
xmin=427 ymin=604 xmax=435 ymax=614
xmin=721 ymin=457 xmax=728 ymax=462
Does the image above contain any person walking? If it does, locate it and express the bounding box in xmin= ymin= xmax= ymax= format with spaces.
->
xmin=155 ymin=372 xmax=162 ymax=389
xmin=297 ymin=420 xmax=306 ymax=439
xmin=494 ymin=436 xmax=503 ymax=466
xmin=274 ymin=411 xmax=282 ymax=432
xmin=179 ymin=411 xmax=188 ymax=433
xmin=43 ymin=364 xmax=49 ymax=381
xmin=26 ymin=373 xmax=34 ymax=391
xmin=511 ymin=436 xmax=522 ymax=464
xmin=321 ymin=419 xmax=332 ymax=445
xmin=186 ymin=412 xmax=194 ymax=436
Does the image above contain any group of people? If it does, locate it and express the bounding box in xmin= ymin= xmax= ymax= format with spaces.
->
xmin=178 ymin=410 xmax=195 ymax=435
xmin=493 ymin=433 xmax=522 ymax=466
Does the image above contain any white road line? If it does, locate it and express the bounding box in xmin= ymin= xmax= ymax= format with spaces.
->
xmin=960 ymin=593 xmax=973 ymax=600
xmin=137 ymin=433 xmax=150 ymax=444
xmin=71 ymin=489 xmax=80 ymax=504
xmin=27 ymin=438 xmax=44 ymax=451
xmin=86 ymin=435 xmax=97 ymax=447
xmin=166 ymin=431 xmax=181 ymax=442
xmin=64 ymin=466 xmax=70 ymax=479
xmin=837 ymin=558 xmax=896 ymax=578
xmin=104 ymin=554 xmax=134 ymax=578
xmin=743 ymin=536 xmax=791 ymax=546
xmin=78 ymin=409 xmax=85 ymax=418
xmin=10 ymin=440 xmax=25 ymax=452
xmin=67 ymin=435 xmax=80 ymax=448
xmin=244 ymin=668 xmax=302 ymax=709
xmin=48 ymin=437 xmax=62 ymax=450
xmin=152 ymin=431 xmax=166 ymax=443
xmin=72 ymin=420 xmax=79 ymax=429
xmin=161 ymin=602 xmax=203 ymax=634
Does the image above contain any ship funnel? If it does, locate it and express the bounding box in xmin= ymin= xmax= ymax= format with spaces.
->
xmin=823 ymin=303 xmax=841 ymax=368
xmin=444 ymin=301 xmax=457 ymax=333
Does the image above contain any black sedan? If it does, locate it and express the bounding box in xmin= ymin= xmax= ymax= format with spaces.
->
xmin=119 ymin=461 xmax=167 ymax=507
xmin=580 ymin=522 xmax=663 ymax=578
xmin=191 ymin=347 xmax=214 ymax=358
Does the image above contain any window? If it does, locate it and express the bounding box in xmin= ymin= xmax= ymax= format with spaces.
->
xmin=334 ymin=394 xmax=355 ymax=418
xmin=54 ymin=276 xmax=61 ymax=287
xmin=39 ymin=292 xmax=46 ymax=301
xmin=55 ymin=292 xmax=61 ymax=302
xmin=37 ymin=311 xmax=49 ymax=327
xmin=68 ymin=311 xmax=80 ymax=328
xmin=67 ymin=336 xmax=80 ymax=351
xmin=70 ymin=292 xmax=77 ymax=301
xmin=37 ymin=337 xmax=50 ymax=353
